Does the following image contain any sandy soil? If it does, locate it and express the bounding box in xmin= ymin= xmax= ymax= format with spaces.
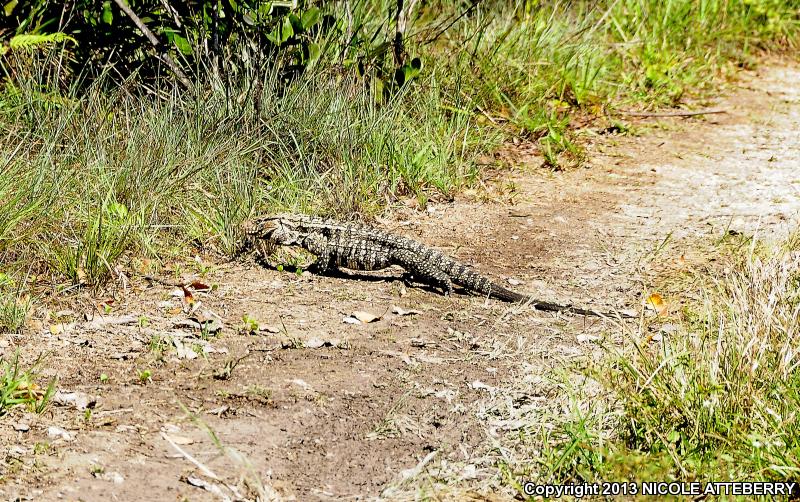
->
xmin=0 ymin=62 xmax=798 ymax=501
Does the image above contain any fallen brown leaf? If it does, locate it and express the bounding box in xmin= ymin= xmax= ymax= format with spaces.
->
xmin=645 ymin=293 xmax=668 ymax=316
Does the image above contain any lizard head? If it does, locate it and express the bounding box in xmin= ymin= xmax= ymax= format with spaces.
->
xmin=242 ymin=214 xmax=301 ymax=246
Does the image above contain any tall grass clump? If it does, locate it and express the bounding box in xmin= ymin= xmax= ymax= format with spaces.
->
xmin=539 ymin=233 xmax=800 ymax=485
xmin=0 ymin=45 xmax=494 ymax=287
xmin=0 ymin=273 xmax=30 ymax=334
xmin=0 ymin=352 xmax=56 ymax=415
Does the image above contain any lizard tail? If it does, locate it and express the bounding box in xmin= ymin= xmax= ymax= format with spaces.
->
xmin=446 ymin=259 xmax=630 ymax=317
xmin=490 ymin=281 xmax=625 ymax=317
xmin=447 ymin=262 xmax=550 ymax=305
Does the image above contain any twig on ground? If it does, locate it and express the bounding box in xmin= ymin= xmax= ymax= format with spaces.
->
xmin=142 ymin=274 xmax=186 ymax=288
xmin=620 ymin=108 xmax=727 ymax=118
xmin=92 ymin=407 xmax=134 ymax=417
xmin=183 ymin=476 xmax=232 ymax=502
xmin=161 ymin=431 xmax=221 ymax=480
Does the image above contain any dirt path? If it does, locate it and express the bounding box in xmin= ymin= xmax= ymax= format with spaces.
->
xmin=1 ymin=63 xmax=798 ymax=501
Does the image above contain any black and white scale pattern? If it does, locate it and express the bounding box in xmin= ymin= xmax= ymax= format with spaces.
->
xmin=243 ymin=214 xmax=606 ymax=316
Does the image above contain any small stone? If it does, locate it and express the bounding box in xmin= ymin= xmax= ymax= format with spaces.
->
xmin=173 ymin=319 xmax=202 ymax=330
xmin=392 ymin=306 xmax=420 ymax=316
xmin=162 ymin=434 xmax=194 ymax=445
xmin=12 ymin=423 xmax=30 ymax=432
xmin=198 ymin=317 xmax=223 ymax=334
xmin=161 ymin=424 xmax=181 ymax=434
xmin=53 ymin=390 xmax=97 ymax=411
xmin=352 ymin=311 xmax=381 ymax=323
xmin=207 ymin=405 xmax=229 ymax=416
xmin=105 ymin=472 xmax=125 ymax=484
xmin=660 ymin=323 xmax=678 ymax=334
xmin=289 ymin=379 xmax=312 ymax=391
xmin=47 ymin=426 xmax=73 ymax=440
xmin=305 ymin=338 xmax=326 ymax=349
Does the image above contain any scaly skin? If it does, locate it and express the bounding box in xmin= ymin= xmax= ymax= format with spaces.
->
xmin=242 ymin=214 xmax=622 ymax=317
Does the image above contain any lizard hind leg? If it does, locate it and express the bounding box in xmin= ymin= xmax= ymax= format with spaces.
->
xmin=392 ymin=249 xmax=453 ymax=297
xmin=417 ymin=267 xmax=453 ymax=296
xmin=438 ymin=272 xmax=455 ymax=297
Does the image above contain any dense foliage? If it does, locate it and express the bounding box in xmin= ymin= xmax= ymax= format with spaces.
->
xmin=0 ymin=0 xmax=425 ymax=96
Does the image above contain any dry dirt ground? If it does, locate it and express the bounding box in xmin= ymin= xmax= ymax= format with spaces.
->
xmin=1 ymin=62 xmax=799 ymax=501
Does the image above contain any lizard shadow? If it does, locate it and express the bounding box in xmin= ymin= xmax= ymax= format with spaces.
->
xmin=328 ymin=270 xmax=488 ymax=300
xmin=255 ymin=259 xmax=448 ymax=297
xmin=324 ymin=268 xmax=447 ymax=296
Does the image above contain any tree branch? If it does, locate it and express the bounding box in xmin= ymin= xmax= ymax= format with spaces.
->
xmin=393 ymin=0 xmax=405 ymax=65
xmin=112 ymin=0 xmax=194 ymax=92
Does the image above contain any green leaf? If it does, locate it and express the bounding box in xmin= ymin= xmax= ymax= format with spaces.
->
xmin=268 ymin=16 xmax=293 ymax=45
xmin=301 ymin=7 xmax=321 ymax=30
xmin=373 ymin=78 xmax=384 ymax=102
xmin=306 ymin=42 xmax=320 ymax=63
xmin=106 ymin=202 xmax=128 ymax=221
xmin=257 ymin=2 xmax=272 ymax=19
xmin=4 ymin=0 xmax=18 ymax=17
xmin=667 ymin=430 xmax=680 ymax=443
xmin=172 ymin=33 xmax=193 ymax=55
xmin=281 ymin=16 xmax=294 ymax=42
xmin=101 ymin=1 xmax=113 ymax=24
xmin=288 ymin=13 xmax=303 ymax=34
xmin=402 ymin=61 xmax=421 ymax=82
xmin=9 ymin=33 xmax=77 ymax=49
xmin=266 ymin=29 xmax=281 ymax=45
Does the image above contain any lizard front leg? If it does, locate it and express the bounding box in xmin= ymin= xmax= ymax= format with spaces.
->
xmin=301 ymin=233 xmax=332 ymax=273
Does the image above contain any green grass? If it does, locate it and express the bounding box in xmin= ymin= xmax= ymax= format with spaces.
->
xmin=0 ymin=293 xmax=30 ymax=334
xmin=0 ymin=352 xmax=56 ymax=415
xmin=0 ymin=272 xmax=30 ymax=333
xmin=453 ymin=0 xmax=799 ymax=164
xmin=0 ymin=0 xmax=797 ymax=293
xmin=0 ymin=50 xmax=494 ymax=289
xmin=534 ymin=232 xmax=800 ymax=489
